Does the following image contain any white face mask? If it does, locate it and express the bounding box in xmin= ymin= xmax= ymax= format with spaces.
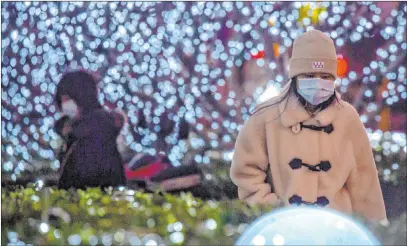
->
xmin=61 ymin=99 xmax=79 ymax=118
xmin=297 ymin=78 xmax=335 ymax=105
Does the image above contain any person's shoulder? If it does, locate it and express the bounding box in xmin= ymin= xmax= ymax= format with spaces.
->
xmin=110 ymin=109 xmax=127 ymax=129
xmin=249 ymin=96 xmax=282 ymax=122
xmin=238 ymin=99 xmax=280 ymax=133
xmin=337 ymin=99 xmax=361 ymax=122
xmin=253 ymin=99 xmax=278 ymax=113
xmin=95 ymin=108 xmax=126 ymax=129
xmin=82 ymin=108 xmax=108 ymax=121
xmin=333 ymin=99 xmax=367 ymax=135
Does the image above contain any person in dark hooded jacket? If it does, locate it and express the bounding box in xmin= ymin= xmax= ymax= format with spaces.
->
xmin=54 ymin=70 xmax=126 ymax=190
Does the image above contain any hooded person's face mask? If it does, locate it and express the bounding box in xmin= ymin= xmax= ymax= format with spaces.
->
xmin=61 ymin=99 xmax=79 ymax=118
xmin=297 ymin=78 xmax=335 ymax=105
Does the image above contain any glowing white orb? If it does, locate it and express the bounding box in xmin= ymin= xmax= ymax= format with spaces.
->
xmin=236 ymin=207 xmax=380 ymax=246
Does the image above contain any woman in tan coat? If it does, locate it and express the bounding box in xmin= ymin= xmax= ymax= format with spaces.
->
xmin=230 ymin=30 xmax=386 ymax=222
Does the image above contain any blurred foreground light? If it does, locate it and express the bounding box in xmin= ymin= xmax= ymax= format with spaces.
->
xmin=258 ymin=85 xmax=279 ymax=103
xmin=35 ymin=179 xmax=44 ymax=190
xmin=236 ymin=206 xmax=380 ymax=246
xmin=39 ymin=222 xmax=50 ymax=234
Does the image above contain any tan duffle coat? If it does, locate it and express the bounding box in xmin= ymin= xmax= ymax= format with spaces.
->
xmin=230 ymin=83 xmax=386 ymax=221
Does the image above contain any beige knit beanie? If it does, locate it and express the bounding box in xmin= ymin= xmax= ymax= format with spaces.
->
xmin=288 ymin=29 xmax=338 ymax=79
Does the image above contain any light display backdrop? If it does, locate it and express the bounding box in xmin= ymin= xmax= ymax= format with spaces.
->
xmin=1 ymin=2 xmax=406 ymax=180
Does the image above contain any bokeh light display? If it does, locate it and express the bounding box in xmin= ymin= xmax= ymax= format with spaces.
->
xmin=1 ymin=2 xmax=406 ymax=181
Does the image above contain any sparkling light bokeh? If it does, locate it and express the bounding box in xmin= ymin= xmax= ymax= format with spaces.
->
xmin=1 ymin=2 xmax=406 ymax=181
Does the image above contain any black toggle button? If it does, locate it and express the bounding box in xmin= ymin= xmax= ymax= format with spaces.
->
xmin=289 ymin=158 xmax=303 ymax=170
xmin=288 ymin=194 xmax=330 ymax=207
xmin=300 ymin=123 xmax=335 ymax=134
xmin=289 ymin=159 xmax=332 ymax=172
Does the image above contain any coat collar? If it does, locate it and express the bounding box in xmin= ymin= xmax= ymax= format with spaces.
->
xmin=278 ymin=92 xmax=342 ymax=128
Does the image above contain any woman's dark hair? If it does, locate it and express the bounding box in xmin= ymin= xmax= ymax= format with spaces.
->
xmin=251 ymin=77 xmax=341 ymax=116
xmin=55 ymin=70 xmax=102 ymax=113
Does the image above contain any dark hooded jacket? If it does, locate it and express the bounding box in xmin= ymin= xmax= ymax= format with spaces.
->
xmin=56 ymin=108 xmax=126 ymax=190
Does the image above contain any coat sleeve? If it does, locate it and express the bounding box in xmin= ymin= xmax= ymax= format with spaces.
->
xmin=345 ymin=116 xmax=387 ymax=221
xmin=230 ymin=115 xmax=279 ymax=206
